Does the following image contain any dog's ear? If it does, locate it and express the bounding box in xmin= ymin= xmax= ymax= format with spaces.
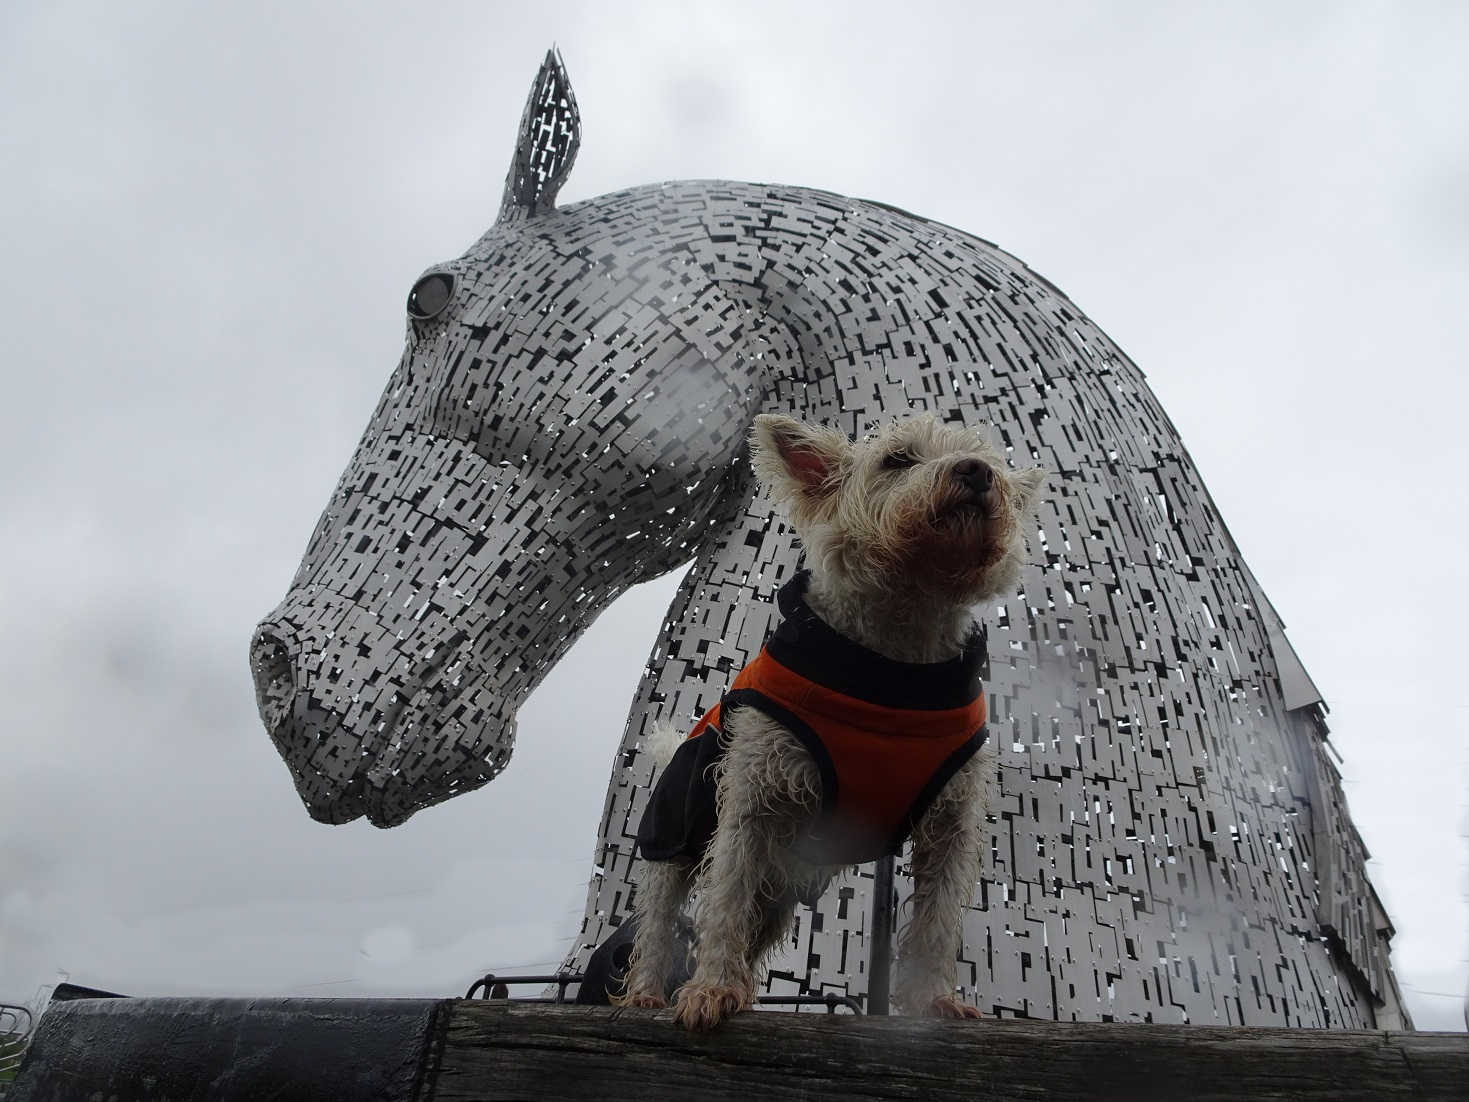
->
xmin=750 ymin=414 xmax=846 ymax=509
xmin=1009 ymin=466 xmax=1047 ymax=513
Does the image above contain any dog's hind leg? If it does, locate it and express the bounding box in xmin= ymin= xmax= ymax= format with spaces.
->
xmin=748 ymin=890 xmax=798 ymax=963
xmin=748 ymin=863 xmax=836 ymax=971
xmin=617 ymin=858 xmax=695 ymax=1008
xmin=894 ymin=752 xmax=987 ymax=1019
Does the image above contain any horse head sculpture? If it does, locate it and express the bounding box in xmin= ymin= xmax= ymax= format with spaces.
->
xmin=251 ymin=51 xmax=766 ymax=828
xmin=251 ymin=50 xmax=1405 ymax=1028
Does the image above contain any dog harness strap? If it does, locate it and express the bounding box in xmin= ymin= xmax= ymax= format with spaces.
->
xmin=766 ymin=571 xmax=987 ymax=712
xmin=719 ymin=686 xmax=839 ymax=810
xmin=635 ymin=571 xmax=990 ymax=866
xmin=883 ymin=726 xmax=990 ymax=856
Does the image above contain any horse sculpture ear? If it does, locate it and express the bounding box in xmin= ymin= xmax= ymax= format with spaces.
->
xmin=499 ymin=47 xmax=581 ymax=221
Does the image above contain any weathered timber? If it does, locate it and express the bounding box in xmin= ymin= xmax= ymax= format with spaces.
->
xmin=434 ymin=1002 xmax=1469 ymax=1102
xmin=8 ymin=996 xmax=439 ymax=1102
xmin=9 ymin=996 xmax=1468 ymax=1101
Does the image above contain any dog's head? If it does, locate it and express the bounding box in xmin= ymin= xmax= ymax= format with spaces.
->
xmin=751 ymin=413 xmax=1045 ymax=604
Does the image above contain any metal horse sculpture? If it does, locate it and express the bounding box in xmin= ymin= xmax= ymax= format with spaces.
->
xmin=252 ymin=51 xmax=1407 ymax=1027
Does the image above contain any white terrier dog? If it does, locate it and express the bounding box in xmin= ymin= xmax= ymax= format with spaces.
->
xmin=617 ymin=412 xmax=1045 ymax=1030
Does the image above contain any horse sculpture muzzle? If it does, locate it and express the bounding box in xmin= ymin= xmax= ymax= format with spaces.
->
xmin=251 ymin=426 xmax=549 ymax=827
xmin=250 ymin=368 xmax=750 ymax=827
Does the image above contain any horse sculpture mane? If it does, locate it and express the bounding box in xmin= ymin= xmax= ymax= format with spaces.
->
xmin=251 ymin=49 xmax=1406 ymax=1027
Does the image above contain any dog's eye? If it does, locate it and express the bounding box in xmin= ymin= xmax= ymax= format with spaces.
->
xmin=882 ymin=450 xmax=917 ymax=471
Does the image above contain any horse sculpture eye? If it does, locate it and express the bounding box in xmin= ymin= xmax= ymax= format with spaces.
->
xmin=407 ymin=272 xmax=455 ymax=321
xmin=882 ymin=450 xmax=917 ymax=471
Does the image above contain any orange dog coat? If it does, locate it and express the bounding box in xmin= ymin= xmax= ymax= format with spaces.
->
xmin=636 ymin=571 xmax=988 ymax=867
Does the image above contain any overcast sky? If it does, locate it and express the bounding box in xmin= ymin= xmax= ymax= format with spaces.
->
xmin=1 ymin=1 xmax=1465 ymax=1031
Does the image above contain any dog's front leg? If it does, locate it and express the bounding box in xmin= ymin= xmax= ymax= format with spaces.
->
xmin=673 ymin=714 xmax=815 ymax=1031
xmin=895 ymin=755 xmax=985 ymax=1019
xmin=618 ymin=859 xmax=695 ymax=1008
xmin=672 ymin=787 xmax=777 ymax=1029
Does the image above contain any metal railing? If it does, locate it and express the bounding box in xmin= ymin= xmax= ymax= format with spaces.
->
xmin=463 ymin=855 xmax=895 ymax=1020
xmin=465 ymin=973 xmax=581 ymax=1003
xmin=465 ymin=973 xmax=864 ymax=1015
xmin=0 ymin=1004 xmax=35 ymax=1092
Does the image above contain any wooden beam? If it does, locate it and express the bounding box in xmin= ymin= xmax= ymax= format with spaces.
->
xmin=433 ymin=1002 xmax=1469 ymax=1102
xmin=11 ymin=995 xmax=1467 ymax=1101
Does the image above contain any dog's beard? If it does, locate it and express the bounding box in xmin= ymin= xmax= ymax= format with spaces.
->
xmin=905 ymin=493 xmax=1014 ymax=597
xmin=814 ymin=475 xmax=1018 ymax=600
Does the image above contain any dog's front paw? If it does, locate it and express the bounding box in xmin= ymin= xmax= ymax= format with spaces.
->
xmin=672 ymin=982 xmax=753 ymax=1030
xmin=622 ymin=992 xmax=668 ymax=1009
xmin=926 ymin=995 xmax=983 ymax=1020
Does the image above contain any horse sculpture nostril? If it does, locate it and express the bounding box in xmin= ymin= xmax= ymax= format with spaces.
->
xmin=250 ymin=629 xmax=297 ymax=733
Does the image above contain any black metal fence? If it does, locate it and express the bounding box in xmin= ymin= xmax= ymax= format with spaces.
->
xmin=0 ymin=1004 xmax=35 ymax=1093
xmin=464 ymin=973 xmax=864 ymax=1015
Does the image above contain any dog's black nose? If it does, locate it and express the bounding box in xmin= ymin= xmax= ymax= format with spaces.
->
xmin=952 ymin=458 xmax=993 ymax=496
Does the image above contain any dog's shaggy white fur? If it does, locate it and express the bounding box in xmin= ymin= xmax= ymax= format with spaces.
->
xmin=617 ymin=412 xmax=1045 ymax=1029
